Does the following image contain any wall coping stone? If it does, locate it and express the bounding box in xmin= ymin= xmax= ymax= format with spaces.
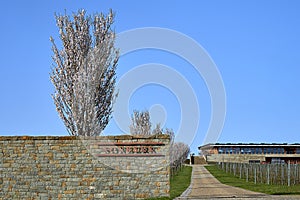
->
xmin=0 ymin=134 xmax=170 ymax=141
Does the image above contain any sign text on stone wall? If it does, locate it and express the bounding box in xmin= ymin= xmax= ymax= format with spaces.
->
xmin=92 ymin=142 xmax=165 ymax=157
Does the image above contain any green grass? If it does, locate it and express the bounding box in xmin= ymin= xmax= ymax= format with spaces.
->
xmin=146 ymin=166 xmax=192 ymax=200
xmin=205 ymin=165 xmax=300 ymax=195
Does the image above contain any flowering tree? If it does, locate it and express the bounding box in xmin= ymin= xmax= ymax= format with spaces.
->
xmin=170 ymin=142 xmax=190 ymax=168
xmin=165 ymin=128 xmax=189 ymax=174
xmin=129 ymin=109 xmax=190 ymax=173
xmin=164 ymin=128 xmax=175 ymax=144
xmin=129 ymin=110 xmax=151 ymax=135
xmin=50 ymin=9 xmax=119 ymax=136
xmin=152 ymin=123 xmax=163 ymax=135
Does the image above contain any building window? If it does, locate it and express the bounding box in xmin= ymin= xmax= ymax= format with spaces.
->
xmin=244 ymin=148 xmax=251 ymax=154
xmin=255 ymin=148 xmax=262 ymax=154
xmin=274 ymin=148 xmax=284 ymax=154
xmin=235 ymin=148 xmax=240 ymax=154
xmin=226 ymin=148 xmax=230 ymax=154
xmin=266 ymin=148 xmax=273 ymax=154
xmin=286 ymin=149 xmax=295 ymax=154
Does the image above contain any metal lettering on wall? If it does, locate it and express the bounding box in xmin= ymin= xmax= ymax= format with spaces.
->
xmin=91 ymin=142 xmax=166 ymax=157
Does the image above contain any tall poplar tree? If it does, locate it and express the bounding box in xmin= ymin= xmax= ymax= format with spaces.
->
xmin=50 ymin=10 xmax=119 ymax=136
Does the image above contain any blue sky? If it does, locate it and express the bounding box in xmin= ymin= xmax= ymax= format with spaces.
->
xmin=0 ymin=1 xmax=300 ymax=154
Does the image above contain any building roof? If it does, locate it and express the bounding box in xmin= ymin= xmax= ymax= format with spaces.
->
xmin=199 ymin=143 xmax=300 ymax=149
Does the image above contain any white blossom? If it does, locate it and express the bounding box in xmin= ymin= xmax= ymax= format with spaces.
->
xmin=50 ymin=9 xmax=119 ymax=136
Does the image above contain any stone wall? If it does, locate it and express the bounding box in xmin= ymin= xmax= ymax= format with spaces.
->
xmin=206 ymin=154 xmax=266 ymax=163
xmin=193 ymin=156 xmax=207 ymax=164
xmin=0 ymin=135 xmax=170 ymax=199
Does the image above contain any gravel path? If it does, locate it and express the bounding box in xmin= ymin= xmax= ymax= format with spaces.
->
xmin=175 ymin=165 xmax=300 ymax=200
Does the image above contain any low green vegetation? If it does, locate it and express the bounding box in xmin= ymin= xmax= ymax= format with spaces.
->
xmin=146 ymin=165 xmax=192 ymax=200
xmin=205 ymin=165 xmax=300 ymax=195
xmin=170 ymin=166 xmax=192 ymax=198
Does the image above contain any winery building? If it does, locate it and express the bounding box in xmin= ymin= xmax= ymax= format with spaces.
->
xmin=199 ymin=143 xmax=300 ymax=164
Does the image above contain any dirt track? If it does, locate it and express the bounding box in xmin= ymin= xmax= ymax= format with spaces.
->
xmin=176 ymin=165 xmax=300 ymax=200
